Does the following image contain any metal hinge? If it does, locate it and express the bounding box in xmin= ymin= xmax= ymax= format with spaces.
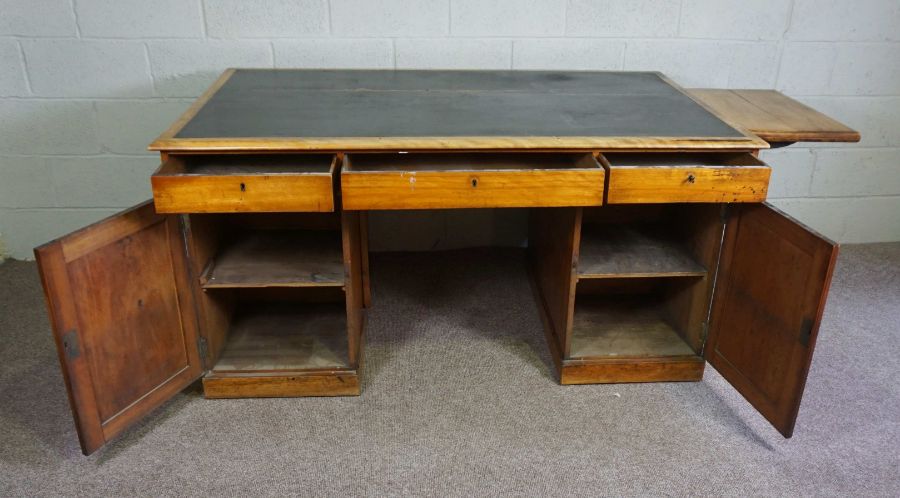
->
xmin=197 ymin=336 xmax=209 ymax=369
xmin=61 ymin=329 xmax=80 ymax=360
xmin=799 ymin=318 xmax=814 ymax=347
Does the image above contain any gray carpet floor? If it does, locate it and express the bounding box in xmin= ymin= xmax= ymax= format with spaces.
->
xmin=1 ymin=244 xmax=899 ymax=496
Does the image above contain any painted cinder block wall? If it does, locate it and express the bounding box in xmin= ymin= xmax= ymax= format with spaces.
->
xmin=1 ymin=0 xmax=899 ymax=258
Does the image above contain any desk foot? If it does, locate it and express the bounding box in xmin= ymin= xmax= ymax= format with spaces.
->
xmin=202 ymin=369 xmax=361 ymax=398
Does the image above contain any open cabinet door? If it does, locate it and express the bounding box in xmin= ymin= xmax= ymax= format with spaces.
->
xmin=706 ymin=203 xmax=838 ymax=438
xmin=35 ymin=201 xmax=204 ymax=454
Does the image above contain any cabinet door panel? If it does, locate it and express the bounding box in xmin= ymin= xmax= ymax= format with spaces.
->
xmin=706 ymin=203 xmax=837 ymax=437
xmin=35 ymin=201 xmax=203 ymax=454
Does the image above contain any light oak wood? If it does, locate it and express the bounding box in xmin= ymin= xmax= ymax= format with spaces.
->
xmin=342 ymin=153 xmax=604 ymax=210
xmin=151 ymin=154 xmax=336 ymax=213
xmin=688 ymin=89 xmax=861 ymax=144
xmin=151 ymin=136 xmax=768 ymax=153
xmin=601 ymin=152 xmax=770 ymax=204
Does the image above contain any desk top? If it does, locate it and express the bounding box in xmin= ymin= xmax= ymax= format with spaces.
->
xmin=150 ymin=69 xmax=767 ymax=152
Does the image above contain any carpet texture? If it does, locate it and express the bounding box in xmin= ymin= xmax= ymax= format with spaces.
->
xmin=1 ymin=244 xmax=898 ymax=496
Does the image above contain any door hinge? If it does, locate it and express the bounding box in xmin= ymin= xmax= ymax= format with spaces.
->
xmin=799 ymin=318 xmax=814 ymax=347
xmin=61 ymin=329 xmax=80 ymax=360
xmin=699 ymin=321 xmax=709 ymax=355
xmin=197 ymin=336 xmax=209 ymax=369
xmin=720 ymin=204 xmax=731 ymax=224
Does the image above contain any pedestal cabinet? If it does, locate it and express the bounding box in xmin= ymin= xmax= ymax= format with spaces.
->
xmin=34 ymin=69 xmax=859 ymax=454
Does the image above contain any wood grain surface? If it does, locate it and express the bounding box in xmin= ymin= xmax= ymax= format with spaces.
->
xmin=578 ymin=223 xmax=707 ymax=279
xmin=201 ymin=230 xmax=344 ymax=289
xmin=688 ymin=89 xmax=860 ymax=144
xmin=342 ymin=153 xmax=604 ymax=209
xmin=34 ymin=202 xmax=203 ymax=455
xmin=706 ymin=203 xmax=838 ymax=438
xmin=151 ymin=154 xmax=336 ymax=213
xmin=600 ymin=152 xmax=770 ymax=204
xmin=569 ymin=296 xmax=697 ymax=358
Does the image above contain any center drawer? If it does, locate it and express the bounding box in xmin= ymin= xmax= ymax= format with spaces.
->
xmin=340 ymin=153 xmax=605 ymax=210
xmin=151 ymin=154 xmax=337 ymax=213
xmin=600 ymin=152 xmax=770 ymax=204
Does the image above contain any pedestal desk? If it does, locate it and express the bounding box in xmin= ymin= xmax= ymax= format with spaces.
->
xmin=34 ymin=70 xmax=860 ymax=454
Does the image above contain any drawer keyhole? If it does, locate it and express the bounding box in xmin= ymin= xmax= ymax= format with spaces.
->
xmin=240 ymin=182 xmax=246 ymax=192
xmin=686 ymin=174 xmax=696 ymax=184
xmin=471 ymin=178 xmax=478 ymax=188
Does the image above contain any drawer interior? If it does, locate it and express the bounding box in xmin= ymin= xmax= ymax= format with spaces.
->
xmin=345 ymin=152 xmax=601 ymax=172
xmin=600 ymin=152 xmax=767 ymax=169
xmin=158 ymin=154 xmax=336 ymax=176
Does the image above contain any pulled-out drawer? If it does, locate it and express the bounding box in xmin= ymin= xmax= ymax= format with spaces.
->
xmin=341 ymin=153 xmax=605 ymax=210
xmin=151 ymin=154 xmax=337 ymax=213
xmin=600 ymin=152 xmax=770 ymax=204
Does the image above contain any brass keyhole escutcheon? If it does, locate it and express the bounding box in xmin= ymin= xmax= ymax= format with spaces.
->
xmin=240 ymin=182 xmax=246 ymax=192
xmin=471 ymin=178 xmax=478 ymax=188
xmin=686 ymin=174 xmax=696 ymax=184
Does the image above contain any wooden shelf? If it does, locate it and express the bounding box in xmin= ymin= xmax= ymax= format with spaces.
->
xmin=570 ymin=297 xmax=697 ymax=359
xmin=211 ymin=303 xmax=349 ymax=372
xmin=201 ymin=230 xmax=344 ymax=289
xmin=578 ymin=224 xmax=706 ymax=279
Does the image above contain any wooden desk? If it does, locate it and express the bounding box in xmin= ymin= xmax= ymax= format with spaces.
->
xmin=34 ymin=70 xmax=858 ymax=454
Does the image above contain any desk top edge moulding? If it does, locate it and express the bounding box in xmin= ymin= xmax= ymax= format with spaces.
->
xmin=36 ymin=68 xmax=860 ymax=455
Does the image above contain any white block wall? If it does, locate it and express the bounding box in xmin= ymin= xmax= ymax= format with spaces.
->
xmin=1 ymin=0 xmax=899 ymax=259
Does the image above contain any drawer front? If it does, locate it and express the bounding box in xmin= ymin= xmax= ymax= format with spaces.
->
xmin=151 ymin=155 xmax=336 ymax=213
xmin=601 ymin=152 xmax=770 ymax=204
xmin=341 ymin=153 xmax=605 ymax=210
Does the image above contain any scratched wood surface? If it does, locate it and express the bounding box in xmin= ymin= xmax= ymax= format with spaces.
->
xmin=342 ymin=153 xmax=605 ymax=209
xmin=600 ymin=152 xmax=770 ymax=204
xmin=570 ymin=296 xmax=697 ymax=359
xmin=151 ymin=154 xmax=336 ymax=213
xmin=578 ymin=224 xmax=707 ymax=279
xmin=211 ymin=303 xmax=349 ymax=372
xmin=201 ymin=230 xmax=344 ymax=289
xmin=689 ymin=89 xmax=860 ymax=144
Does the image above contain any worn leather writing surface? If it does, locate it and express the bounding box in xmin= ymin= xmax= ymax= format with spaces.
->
xmin=175 ymin=70 xmax=744 ymax=140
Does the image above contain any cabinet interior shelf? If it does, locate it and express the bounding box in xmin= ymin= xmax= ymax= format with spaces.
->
xmin=201 ymin=230 xmax=344 ymax=289
xmin=211 ymin=303 xmax=349 ymax=373
xmin=570 ymin=296 xmax=697 ymax=359
xmin=578 ymin=224 xmax=707 ymax=279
